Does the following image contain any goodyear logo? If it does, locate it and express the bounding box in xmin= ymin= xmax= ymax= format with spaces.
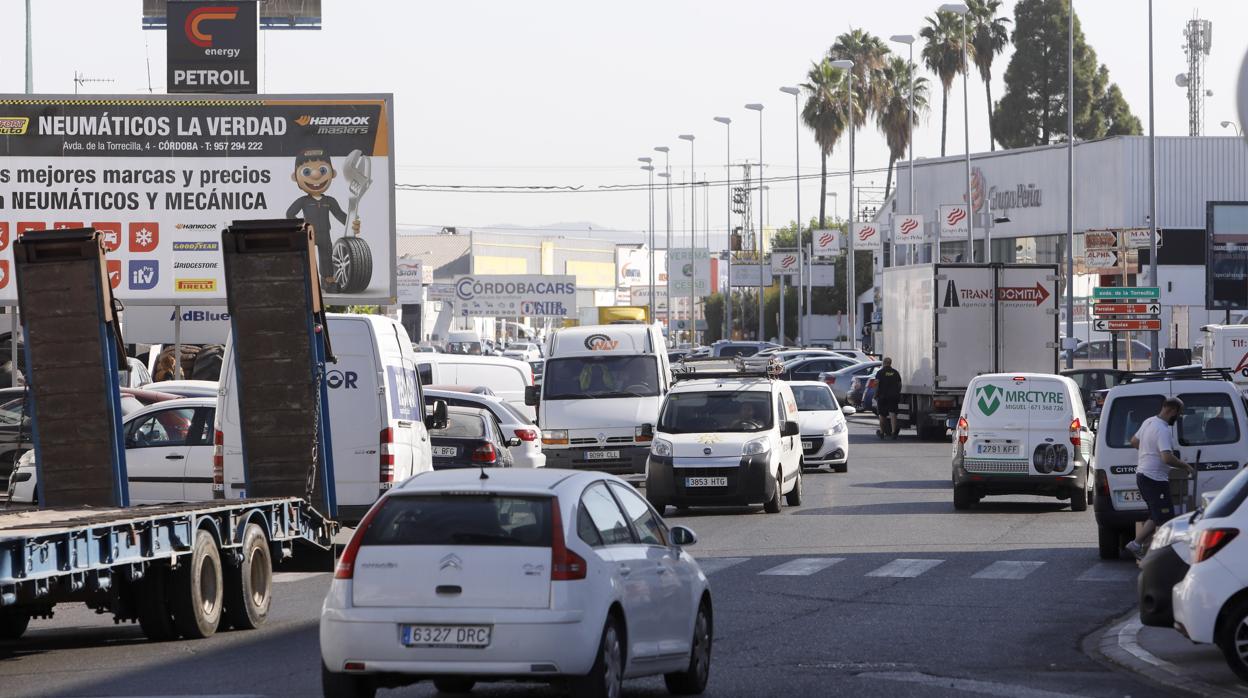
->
xmin=0 ymin=117 xmax=29 ymax=135
xmin=172 ymin=240 xmax=219 ymax=252
xmin=175 ymin=278 xmax=217 ymax=292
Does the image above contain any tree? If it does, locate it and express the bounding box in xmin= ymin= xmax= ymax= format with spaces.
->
xmin=829 ymin=30 xmax=888 ymax=223
xmin=968 ymin=0 xmax=1011 ymax=151
xmin=876 ymin=57 xmax=930 ymax=200
xmin=920 ymin=10 xmax=971 ymax=157
xmin=994 ymin=0 xmax=1142 ymax=147
xmin=802 ymin=60 xmax=849 ymax=228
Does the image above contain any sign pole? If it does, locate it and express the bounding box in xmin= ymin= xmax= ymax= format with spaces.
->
xmin=173 ymin=305 xmax=182 ymax=380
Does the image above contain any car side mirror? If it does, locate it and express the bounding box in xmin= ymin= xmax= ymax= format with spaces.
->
xmin=670 ymin=525 xmax=698 ymax=547
xmin=524 ymin=385 xmax=541 ymax=407
xmin=782 ymin=420 xmax=800 ymax=437
xmin=639 ymin=423 xmax=654 ymax=439
xmin=507 ymin=437 xmax=522 ymax=448
xmin=426 ymin=400 xmax=448 ymax=431
xmin=841 ymin=406 xmax=857 ymax=416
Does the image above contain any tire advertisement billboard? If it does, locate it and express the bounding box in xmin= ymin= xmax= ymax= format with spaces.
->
xmin=0 ymin=94 xmax=395 ymax=305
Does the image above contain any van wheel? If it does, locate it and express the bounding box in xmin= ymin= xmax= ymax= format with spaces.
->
xmin=1069 ymin=486 xmax=1088 ymax=512
xmin=953 ymin=484 xmax=975 ymax=510
xmin=223 ymin=523 xmax=272 ymax=630
xmin=1097 ymin=525 xmax=1121 ymax=560
xmin=1216 ymin=597 xmax=1248 ymax=682
xmin=763 ymin=469 xmax=783 ymax=514
xmin=785 ymin=467 xmax=803 ymax=507
xmin=171 ymin=530 xmax=224 ymax=639
xmin=329 ymin=236 xmax=373 ymax=294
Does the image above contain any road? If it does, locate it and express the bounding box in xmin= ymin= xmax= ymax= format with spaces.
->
xmin=0 ymin=417 xmax=1168 ymax=697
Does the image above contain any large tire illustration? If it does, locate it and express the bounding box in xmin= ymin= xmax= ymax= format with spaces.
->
xmin=192 ymin=345 xmax=225 ymax=382
xmin=330 ymin=237 xmax=373 ymax=294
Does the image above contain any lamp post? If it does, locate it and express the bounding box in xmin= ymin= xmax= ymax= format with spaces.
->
xmin=829 ymin=60 xmax=855 ymax=350
xmin=713 ymin=117 xmax=732 ymax=341
xmin=639 ymin=157 xmax=656 ymax=323
xmin=1065 ymin=0 xmax=1075 ymax=369
xmin=940 ymin=3 xmax=972 ymax=263
xmin=656 ymin=146 xmax=671 ymax=337
xmin=1148 ymin=0 xmax=1158 ymax=368
xmin=678 ymin=134 xmax=696 ymax=345
xmin=780 ymin=86 xmax=803 ymax=345
xmin=890 ymin=34 xmax=916 ymax=266
xmin=744 ymin=104 xmax=765 ymax=341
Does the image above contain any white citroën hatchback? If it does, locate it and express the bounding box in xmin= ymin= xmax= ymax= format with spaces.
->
xmin=320 ymin=468 xmax=713 ymax=698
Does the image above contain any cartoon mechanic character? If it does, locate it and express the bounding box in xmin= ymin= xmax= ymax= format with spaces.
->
xmin=286 ymin=147 xmax=360 ymax=285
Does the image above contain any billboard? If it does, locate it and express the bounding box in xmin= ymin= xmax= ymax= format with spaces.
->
xmin=123 ymin=305 xmax=231 ymax=343
xmin=731 ymin=264 xmax=773 ymax=287
xmin=893 ymin=214 xmax=924 ymax=245
xmin=629 ymin=285 xmax=669 ymax=311
xmin=167 ymin=1 xmax=258 ymax=94
xmin=852 ymin=222 xmax=883 ymax=251
xmin=396 ymin=259 xmax=424 ymax=303
xmin=1207 ymin=202 xmax=1248 ymax=310
xmin=669 ymin=247 xmax=712 ymax=295
xmin=770 ymin=250 xmax=799 ymax=276
xmin=812 ymin=228 xmax=840 ymax=256
xmin=144 ymin=0 xmax=322 ymax=29
xmin=0 ymin=94 xmax=395 ymax=305
xmin=452 ymin=275 xmax=577 ymax=317
xmin=939 ymin=204 xmax=969 ymax=239
xmin=810 ymin=264 xmax=836 ymax=287
xmin=616 ymin=247 xmax=666 ymax=287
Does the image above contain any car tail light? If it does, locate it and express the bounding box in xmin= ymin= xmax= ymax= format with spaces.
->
xmin=1069 ymin=417 xmax=1082 ymax=448
xmin=379 ymin=427 xmax=395 ymax=490
xmin=212 ymin=429 xmax=225 ymax=497
xmin=1193 ymin=528 xmax=1239 ymax=564
xmin=514 ymin=428 xmax=538 ymax=442
xmin=550 ymin=498 xmax=587 ymax=581
xmin=1095 ymin=469 xmax=1110 ymax=497
xmin=335 ymin=500 xmax=386 ymax=580
xmin=472 ymin=443 xmax=497 ymax=464
xmin=956 ymin=417 xmax=969 ymax=444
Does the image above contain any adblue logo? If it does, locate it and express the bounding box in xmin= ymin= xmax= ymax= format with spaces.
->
xmin=584 ymin=333 xmax=619 ymax=351
xmin=326 ymin=370 xmax=359 ymax=389
xmin=975 ymin=384 xmax=1002 ymax=416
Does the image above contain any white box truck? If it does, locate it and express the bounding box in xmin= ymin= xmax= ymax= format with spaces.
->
xmin=1200 ymin=324 xmax=1248 ymax=382
xmin=882 ymin=263 xmax=1060 ymax=439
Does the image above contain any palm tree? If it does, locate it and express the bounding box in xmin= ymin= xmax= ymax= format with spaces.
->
xmin=829 ymin=29 xmax=890 ymax=126
xmin=801 ymin=60 xmax=849 ymax=228
xmin=876 ymin=57 xmax=930 ymax=200
xmin=968 ymin=0 xmax=1011 ymax=151
xmin=921 ymin=10 xmax=973 ymax=157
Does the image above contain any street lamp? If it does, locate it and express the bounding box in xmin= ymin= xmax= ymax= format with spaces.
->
xmin=713 ymin=116 xmax=732 ymax=340
xmin=678 ymin=134 xmax=696 ymax=345
xmin=780 ymin=85 xmax=804 ymax=345
xmin=655 ymin=146 xmax=671 ymax=337
xmin=639 ymin=157 xmax=656 ymax=323
xmin=940 ymin=2 xmax=973 ymax=263
xmin=829 ymin=59 xmax=855 ymax=350
xmin=745 ymin=103 xmax=765 ymax=341
xmin=1221 ymin=120 xmax=1243 ymax=137
xmin=890 ymin=33 xmax=916 ymax=266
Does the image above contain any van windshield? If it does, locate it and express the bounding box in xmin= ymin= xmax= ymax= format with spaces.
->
xmin=658 ymin=391 xmax=774 ymax=434
xmin=542 ymin=356 xmax=659 ymax=400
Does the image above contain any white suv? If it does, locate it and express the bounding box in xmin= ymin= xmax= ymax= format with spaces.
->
xmin=1092 ymin=370 xmax=1248 ymax=559
xmin=645 ymin=358 xmax=805 ymax=514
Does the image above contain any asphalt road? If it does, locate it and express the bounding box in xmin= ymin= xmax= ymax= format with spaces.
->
xmin=0 ymin=418 xmax=1169 ymax=697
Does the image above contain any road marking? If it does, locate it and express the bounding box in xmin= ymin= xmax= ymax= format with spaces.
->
xmin=859 ymin=671 xmax=1085 ymax=698
xmin=971 ymin=561 xmax=1045 ymax=580
xmin=1076 ymin=563 xmax=1137 ymax=582
xmin=274 ymin=572 xmax=327 ymax=584
xmin=1116 ymin=616 xmax=1181 ymax=673
xmin=696 ymin=557 xmax=748 ymax=575
xmin=759 ymin=557 xmax=845 ymax=576
xmin=866 ymin=558 xmax=944 ymax=578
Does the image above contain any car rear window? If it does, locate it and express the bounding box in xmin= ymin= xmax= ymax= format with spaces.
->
xmin=431 ymin=411 xmax=487 ymax=438
xmin=1177 ymin=392 xmax=1240 ymax=446
xmin=1205 ymin=469 xmax=1248 ymax=519
xmin=361 ymin=494 xmax=552 ymax=547
xmin=1104 ymin=394 xmax=1164 ymax=448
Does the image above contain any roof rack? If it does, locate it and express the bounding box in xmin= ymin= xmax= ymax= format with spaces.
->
xmin=672 ymin=355 xmax=785 ymax=382
xmin=1123 ymin=367 xmax=1233 ymax=384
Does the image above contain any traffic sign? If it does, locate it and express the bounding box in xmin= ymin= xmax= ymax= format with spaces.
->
xmin=1092 ymin=302 xmax=1161 ymax=316
xmin=1085 ymin=229 xmax=1162 ymax=249
xmin=1084 ymin=250 xmax=1121 ymax=270
xmin=1093 ymin=286 xmax=1159 ymax=300
xmin=1093 ymin=318 xmax=1161 ymax=332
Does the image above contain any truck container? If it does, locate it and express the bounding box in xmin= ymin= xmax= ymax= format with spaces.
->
xmin=1200 ymin=324 xmax=1248 ymax=383
xmin=881 ymin=263 xmax=1060 ymax=439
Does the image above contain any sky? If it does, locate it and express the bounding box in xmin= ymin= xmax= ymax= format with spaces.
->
xmin=2 ymin=0 xmax=1246 ymax=243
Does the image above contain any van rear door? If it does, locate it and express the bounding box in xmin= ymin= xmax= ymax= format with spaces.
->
xmin=963 ymin=376 xmax=1029 ymax=469
xmin=1016 ymin=375 xmax=1079 ymax=474
xmin=325 ymin=318 xmax=384 ymax=510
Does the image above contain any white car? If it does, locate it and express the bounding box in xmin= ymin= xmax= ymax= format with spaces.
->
xmin=790 ymin=381 xmax=854 ymax=473
xmin=320 ymin=468 xmax=713 ymax=698
xmin=1172 ymin=467 xmax=1248 ymax=682
xmin=139 ymin=379 xmax=218 ymax=398
xmin=8 ymin=397 xmax=217 ymax=505
xmin=423 ymin=388 xmax=546 ymax=468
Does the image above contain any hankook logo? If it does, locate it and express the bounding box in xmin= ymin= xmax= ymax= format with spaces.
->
xmin=294 ymin=114 xmax=371 ymax=135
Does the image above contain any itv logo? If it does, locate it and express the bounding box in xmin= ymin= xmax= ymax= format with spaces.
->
xmin=129 ymin=260 xmax=159 ymax=290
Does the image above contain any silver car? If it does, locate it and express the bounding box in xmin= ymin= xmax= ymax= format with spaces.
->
xmin=819 ymin=361 xmax=881 ymax=405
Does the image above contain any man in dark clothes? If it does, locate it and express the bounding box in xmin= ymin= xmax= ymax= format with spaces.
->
xmin=874 ymin=357 xmax=903 ymax=439
xmin=286 ymin=147 xmax=360 ymax=286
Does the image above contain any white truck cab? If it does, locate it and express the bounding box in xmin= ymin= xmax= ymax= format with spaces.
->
xmin=645 ymin=357 xmax=804 ymax=514
xmin=1092 ymin=368 xmax=1248 ymax=559
xmin=529 ymin=324 xmax=670 ymax=476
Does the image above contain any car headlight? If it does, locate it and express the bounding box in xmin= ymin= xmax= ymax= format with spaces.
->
xmin=542 ymin=430 xmax=569 ymax=446
xmin=826 ymin=421 xmax=847 ymax=435
xmin=743 ymin=438 xmax=771 ymax=456
xmin=651 ymin=438 xmax=673 ymax=458
xmin=1151 ymin=521 xmax=1175 ymax=549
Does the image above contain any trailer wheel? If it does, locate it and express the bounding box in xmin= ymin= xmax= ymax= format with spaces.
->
xmin=172 ymin=530 xmax=224 ymax=639
xmin=0 ymin=609 xmax=30 ymax=640
xmin=137 ymin=564 xmax=179 ymax=641
xmin=330 ymin=236 xmax=373 ymax=294
xmin=224 ymin=523 xmax=272 ymax=630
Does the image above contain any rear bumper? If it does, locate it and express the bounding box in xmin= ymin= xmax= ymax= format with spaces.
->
xmin=544 ymin=444 xmax=649 ymax=475
xmin=1093 ymin=492 xmax=1148 ymax=530
xmin=1138 ymin=544 xmax=1189 ymax=628
xmin=953 ymin=458 xmax=1086 ymax=497
xmin=646 ymin=454 xmax=775 ymax=507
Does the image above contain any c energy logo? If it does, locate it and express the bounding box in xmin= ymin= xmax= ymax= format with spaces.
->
xmin=185 ymin=5 xmax=239 ymax=48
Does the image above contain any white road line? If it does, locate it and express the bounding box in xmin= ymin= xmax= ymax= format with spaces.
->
xmin=1076 ymin=563 xmax=1137 ymax=582
xmin=695 ymin=557 xmax=749 ymax=575
xmin=1116 ymin=616 xmax=1182 ymax=673
xmin=274 ymin=572 xmax=327 ymax=584
xmin=859 ymin=671 xmax=1085 ymax=698
xmin=971 ymin=561 xmax=1046 ymax=580
xmin=759 ymin=557 xmax=845 ymax=576
xmin=866 ymin=558 xmax=944 ymax=578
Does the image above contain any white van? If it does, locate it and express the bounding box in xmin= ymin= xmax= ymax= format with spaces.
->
xmin=1201 ymin=324 xmax=1248 ymax=383
xmin=952 ymin=373 xmax=1092 ymax=510
xmin=415 ymin=354 xmax=534 ymax=419
xmin=529 ymin=324 xmax=670 ymax=475
xmin=215 ymin=313 xmax=434 ymax=523
xmin=1092 ymin=369 xmax=1248 ymax=559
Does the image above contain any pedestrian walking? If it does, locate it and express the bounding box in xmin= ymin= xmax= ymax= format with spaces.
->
xmin=1126 ymin=397 xmax=1193 ymax=559
xmin=874 ymin=357 xmax=902 ymax=439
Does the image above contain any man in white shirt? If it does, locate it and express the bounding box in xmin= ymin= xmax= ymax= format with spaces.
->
xmin=1126 ymin=397 xmax=1193 ymax=558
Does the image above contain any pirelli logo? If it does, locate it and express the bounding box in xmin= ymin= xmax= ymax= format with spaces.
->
xmin=175 ymin=278 xmax=217 ymax=292
xmin=0 ymin=117 xmax=29 ymax=135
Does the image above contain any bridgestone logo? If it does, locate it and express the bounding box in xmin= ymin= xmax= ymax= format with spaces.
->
xmin=174 ymin=261 xmax=217 ymax=269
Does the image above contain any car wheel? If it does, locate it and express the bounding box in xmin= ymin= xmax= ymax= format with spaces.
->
xmin=833 ymin=461 xmax=848 ymax=474
xmin=647 ymin=493 xmax=667 ymax=516
xmin=785 ymin=466 xmax=803 ymax=507
xmin=1217 ymin=597 xmax=1248 ymax=682
xmin=763 ymin=469 xmax=783 ymax=514
xmin=953 ymin=484 xmax=975 ymax=510
xmin=321 ymin=662 xmax=376 ymax=698
xmin=1068 ymin=485 xmax=1088 ymax=512
xmin=664 ymin=600 xmax=712 ymax=695
xmin=1097 ymin=525 xmax=1121 ymax=560
xmin=569 ymin=616 xmax=625 ymax=698
xmin=433 ymin=677 xmax=476 ymax=694
xmin=223 ymin=523 xmax=272 ymax=630
xmin=171 ymin=529 xmax=223 ymax=639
